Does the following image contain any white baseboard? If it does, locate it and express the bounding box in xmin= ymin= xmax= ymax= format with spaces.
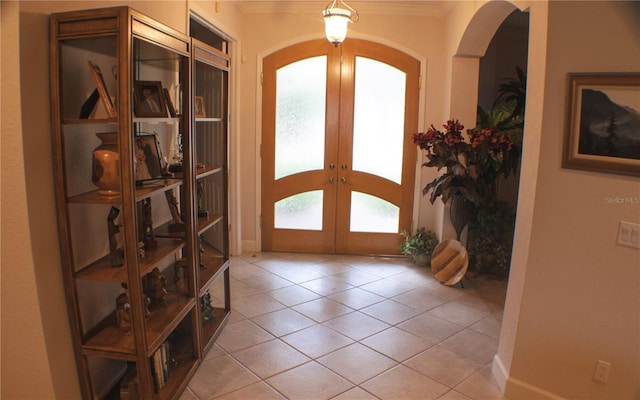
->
xmin=492 ymin=354 xmax=508 ymax=393
xmin=492 ymin=355 xmax=566 ymax=400
xmin=242 ymin=240 xmax=259 ymax=253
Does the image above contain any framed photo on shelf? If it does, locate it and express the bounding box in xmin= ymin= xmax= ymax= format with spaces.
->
xmin=163 ymin=88 xmax=177 ymax=118
xmin=194 ymin=96 xmax=206 ymax=118
xmin=134 ymin=81 xmax=167 ymax=118
xmin=87 ymin=61 xmax=117 ymax=118
xmin=564 ymin=73 xmax=640 ymax=176
xmin=134 ymin=134 xmax=164 ymax=182
xmin=78 ymin=88 xmax=100 ymax=119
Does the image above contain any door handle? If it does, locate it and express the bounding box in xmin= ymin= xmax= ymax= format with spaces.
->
xmin=329 ymin=163 xmax=336 ymax=170
xmin=341 ymin=177 xmax=351 ymax=185
xmin=341 ymin=164 xmax=348 ymax=170
xmin=328 ymin=177 xmax=335 ymax=184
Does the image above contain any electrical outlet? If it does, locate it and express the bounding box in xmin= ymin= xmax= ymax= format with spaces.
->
xmin=617 ymin=221 xmax=640 ymax=250
xmin=594 ymin=360 xmax=611 ymax=383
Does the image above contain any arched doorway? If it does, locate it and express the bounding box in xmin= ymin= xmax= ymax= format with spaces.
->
xmin=261 ymin=39 xmax=420 ymax=255
xmin=449 ymin=0 xmax=533 ymax=394
xmin=478 ymin=9 xmax=529 ymax=206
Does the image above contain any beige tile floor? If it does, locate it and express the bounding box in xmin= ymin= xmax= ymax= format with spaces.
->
xmin=181 ymin=252 xmax=509 ymax=400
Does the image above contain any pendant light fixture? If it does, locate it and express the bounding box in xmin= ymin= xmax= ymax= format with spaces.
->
xmin=323 ymin=0 xmax=359 ymax=46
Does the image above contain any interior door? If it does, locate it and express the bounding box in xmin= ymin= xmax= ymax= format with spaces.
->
xmin=262 ymin=39 xmax=419 ymax=255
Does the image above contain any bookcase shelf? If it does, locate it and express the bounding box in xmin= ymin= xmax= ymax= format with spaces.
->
xmin=75 ymin=254 xmax=129 ymax=282
xmin=138 ymin=239 xmax=185 ymax=277
xmin=201 ymin=307 xmax=231 ymax=354
xmin=63 ymin=118 xmax=118 ymax=125
xmin=51 ymin=6 xmax=231 ymax=399
xmin=66 ymin=179 xmax=183 ymax=204
xmin=196 ymin=164 xmax=223 ymax=179
xmin=199 ymin=245 xmax=228 ymax=294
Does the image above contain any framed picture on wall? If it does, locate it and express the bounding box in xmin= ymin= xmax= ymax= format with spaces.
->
xmin=564 ymin=73 xmax=640 ymax=176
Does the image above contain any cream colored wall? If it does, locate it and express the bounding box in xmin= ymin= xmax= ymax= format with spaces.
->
xmin=5 ymin=0 xmax=639 ymax=398
xmin=1 ymin=1 xmax=242 ymax=398
xmin=238 ymin=9 xmax=450 ymax=249
xmin=189 ymin=0 xmax=244 ymax=38
xmin=1 ymin=2 xmax=60 ymax=398
xmin=497 ymin=1 xmax=640 ymax=398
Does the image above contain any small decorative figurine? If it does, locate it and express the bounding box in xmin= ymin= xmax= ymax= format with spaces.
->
xmin=173 ymin=257 xmax=188 ymax=282
xmin=141 ymin=198 xmax=157 ymax=249
xmin=198 ymin=236 xmax=208 ymax=270
xmin=142 ymin=295 xmax=151 ymax=318
xmin=168 ymin=130 xmax=183 ymax=167
xmin=164 ymin=189 xmax=185 ymax=232
xmin=197 ymin=180 xmax=209 ymax=218
xmin=107 ymin=206 xmax=124 ymax=266
xmin=116 ymin=293 xmax=132 ymax=333
xmin=137 ymin=241 xmax=145 ymax=259
xmin=146 ymin=267 xmax=167 ymax=302
xmin=200 ymin=292 xmax=215 ymax=324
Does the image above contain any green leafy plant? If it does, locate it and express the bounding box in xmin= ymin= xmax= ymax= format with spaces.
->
xmin=477 ymin=66 xmax=527 ymax=145
xmin=497 ymin=66 xmax=527 ymax=122
xmin=467 ymin=200 xmax=516 ymax=278
xmin=465 ymin=68 xmax=526 ymax=278
xmin=399 ymin=228 xmax=439 ymax=265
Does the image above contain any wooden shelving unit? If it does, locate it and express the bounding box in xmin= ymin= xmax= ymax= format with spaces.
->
xmin=191 ymin=37 xmax=231 ymax=356
xmin=50 ymin=6 xmax=231 ymax=399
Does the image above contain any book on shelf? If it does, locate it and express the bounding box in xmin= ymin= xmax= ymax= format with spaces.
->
xmin=150 ymin=341 xmax=171 ymax=392
xmin=161 ymin=340 xmax=169 ymax=382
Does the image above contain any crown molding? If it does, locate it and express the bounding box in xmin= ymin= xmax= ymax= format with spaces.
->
xmin=234 ymin=1 xmax=455 ymax=17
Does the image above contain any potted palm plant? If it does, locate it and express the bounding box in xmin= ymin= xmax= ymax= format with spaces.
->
xmin=400 ymin=228 xmax=439 ymax=266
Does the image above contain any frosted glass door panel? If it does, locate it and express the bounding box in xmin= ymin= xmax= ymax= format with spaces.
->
xmin=275 ymin=57 xmax=327 ymax=179
xmin=275 ymin=191 xmax=323 ymax=230
xmin=350 ymin=192 xmax=399 ymax=233
xmin=352 ymin=57 xmax=406 ymax=184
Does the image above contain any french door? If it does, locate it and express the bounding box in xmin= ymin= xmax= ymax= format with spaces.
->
xmin=262 ymin=39 xmax=419 ymax=254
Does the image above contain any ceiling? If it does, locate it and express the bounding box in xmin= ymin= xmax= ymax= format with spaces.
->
xmin=233 ymin=1 xmax=456 ymax=17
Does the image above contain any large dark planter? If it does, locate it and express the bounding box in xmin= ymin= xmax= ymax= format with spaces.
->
xmin=449 ymin=192 xmax=476 ymax=240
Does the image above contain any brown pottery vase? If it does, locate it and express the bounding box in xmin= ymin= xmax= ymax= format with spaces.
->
xmin=92 ymin=132 xmax=120 ymax=196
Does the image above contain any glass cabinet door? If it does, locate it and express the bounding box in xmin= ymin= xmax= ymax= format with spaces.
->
xmin=192 ymin=38 xmax=231 ymax=353
xmin=130 ymin=33 xmax=198 ymax=396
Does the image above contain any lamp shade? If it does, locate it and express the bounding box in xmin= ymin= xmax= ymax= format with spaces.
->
xmin=323 ymin=8 xmax=351 ymax=46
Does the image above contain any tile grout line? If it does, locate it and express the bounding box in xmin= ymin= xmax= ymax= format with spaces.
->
xmin=188 ymin=253 xmax=506 ymax=400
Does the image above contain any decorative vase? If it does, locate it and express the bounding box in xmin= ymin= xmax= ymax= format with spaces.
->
xmin=450 ymin=192 xmax=475 ymax=241
xmin=92 ymin=132 xmax=120 ymax=196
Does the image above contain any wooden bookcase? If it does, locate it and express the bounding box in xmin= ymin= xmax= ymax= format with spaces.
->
xmin=49 ymin=6 xmax=230 ymax=399
xmin=191 ymin=38 xmax=232 ymax=355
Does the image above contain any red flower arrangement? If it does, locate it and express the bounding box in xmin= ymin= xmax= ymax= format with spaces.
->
xmin=413 ymin=119 xmax=519 ymax=207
